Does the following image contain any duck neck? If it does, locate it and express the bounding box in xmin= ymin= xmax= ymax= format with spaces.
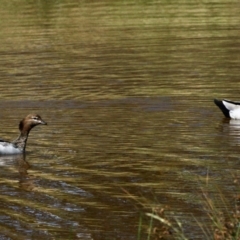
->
xmin=13 ymin=131 xmax=30 ymax=152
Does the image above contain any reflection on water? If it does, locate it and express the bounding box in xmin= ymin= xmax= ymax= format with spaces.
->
xmin=218 ymin=119 xmax=240 ymax=146
xmin=229 ymin=119 xmax=240 ymax=137
xmin=0 ymin=154 xmax=92 ymax=239
xmin=0 ymin=0 xmax=239 ymax=239
xmin=0 ymin=154 xmax=37 ymax=191
xmin=17 ymin=154 xmax=35 ymax=191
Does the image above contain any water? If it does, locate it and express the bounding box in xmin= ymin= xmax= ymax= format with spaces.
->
xmin=0 ymin=1 xmax=240 ymax=239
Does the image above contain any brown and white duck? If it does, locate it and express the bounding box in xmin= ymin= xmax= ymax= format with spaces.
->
xmin=0 ymin=114 xmax=47 ymax=155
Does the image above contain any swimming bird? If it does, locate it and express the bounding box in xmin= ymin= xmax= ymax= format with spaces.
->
xmin=214 ymin=99 xmax=240 ymax=119
xmin=0 ymin=114 xmax=47 ymax=155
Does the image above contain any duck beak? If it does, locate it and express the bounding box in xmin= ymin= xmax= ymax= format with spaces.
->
xmin=40 ymin=119 xmax=47 ymax=125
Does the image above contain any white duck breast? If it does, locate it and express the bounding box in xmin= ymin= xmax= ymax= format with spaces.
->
xmin=0 ymin=143 xmax=22 ymax=155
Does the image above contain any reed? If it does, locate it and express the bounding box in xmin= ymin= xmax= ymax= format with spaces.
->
xmin=123 ymin=176 xmax=240 ymax=239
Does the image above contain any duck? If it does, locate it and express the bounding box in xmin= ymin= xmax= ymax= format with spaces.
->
xmin=214 ymin=99 xmax=240 ymax=119
xmin=0 ymin=114 xmax=47 ymax=155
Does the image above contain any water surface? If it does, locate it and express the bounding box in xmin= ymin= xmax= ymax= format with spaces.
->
xmin=0 ymin=1 xmax=239 ymax=239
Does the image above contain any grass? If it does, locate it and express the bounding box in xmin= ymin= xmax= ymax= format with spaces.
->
xmin=122 ymin=178 xmax=240 ymax=240
xmin=142 ymin=195 xmax=240 ymax=240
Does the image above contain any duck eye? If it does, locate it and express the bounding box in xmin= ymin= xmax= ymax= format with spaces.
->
xmin=32 ymin=117 xmax=39 ymax=120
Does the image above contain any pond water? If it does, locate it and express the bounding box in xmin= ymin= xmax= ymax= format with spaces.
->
xmin=0 ymin=1 xmax=240 ymax=239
